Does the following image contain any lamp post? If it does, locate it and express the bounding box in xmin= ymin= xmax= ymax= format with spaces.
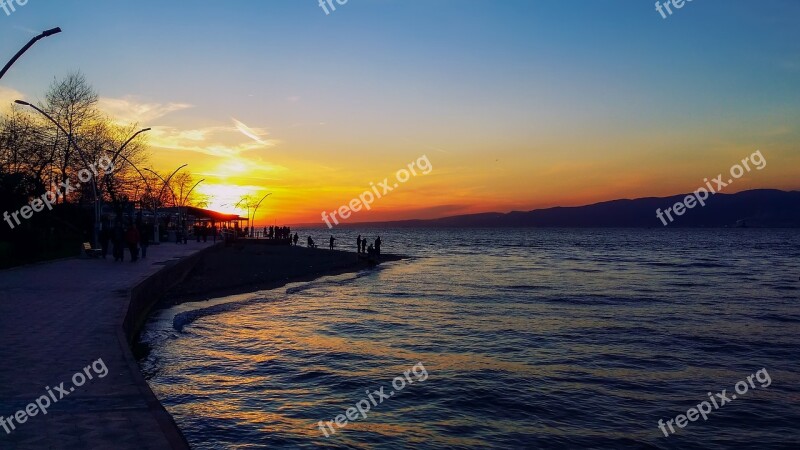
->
xmin=179 ymin=178 xmax=204 ymax=238
xmin=102 ymin=127 xmax=151 ymax=234
xmin=112 ymin=128 xmax=151 ymax=163
xmin=144 ymin=165 xmax=186 ymax=243
xmin=234 ymin=197 xmax=252 ymax=238
xmin=15 ymin=99 xmax=101 ymax=248
xmin=181 ymin=179 xmax=205 ymax=207
xmin=115 ymin=153 xmax=158 ymax=240
xmin=250 ymin=193 xmax=272 ymax=237
xmin=0 ymin=28 xmax=62 ymax=80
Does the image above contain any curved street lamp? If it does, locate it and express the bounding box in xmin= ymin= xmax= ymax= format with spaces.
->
xmin=181 ymin=179 xmax=205 ymax=207
xmin=115 ymin=153 xmax=160 ymax=242
xmin=179 ymin=178 xmax=205 ymax=239
xmin=250 ymin=193 xmax=272 ymax=237
xmin=144 ymin=165 xmax=186 ymax=243
xmin=234 ymin=197 xmax=252 ymax=236
xmin=111 ymin=128 xmax=151 ymax=164
xmin=0 ymin=28 xmax=62 ymax=80
xmin=15 ymin=99 xmax=101 ymax=247
xmin=98 ymin=128 xmax=152 ymax=237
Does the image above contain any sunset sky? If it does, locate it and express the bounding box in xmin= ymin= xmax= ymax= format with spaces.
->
xmin=1 ymin=0 xmax=798 ymax=225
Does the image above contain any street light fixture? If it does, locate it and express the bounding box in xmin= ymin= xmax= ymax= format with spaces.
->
xmin=144 ymin=165 xmax=186 ymax=243
xmin=181 ymin=179 xmax=205 ymax=207
xmin=111 ymin=127 xmax=151 ymax=163
xmin=115 ymin=153 xmax=160 ymax=241
xmin=0 ymin=28 xmax=62 ymax=80
xmin=250 ymin=193 xmax=272 ymax=237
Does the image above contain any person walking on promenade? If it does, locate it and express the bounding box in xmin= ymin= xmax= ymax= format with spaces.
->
xmin=125 ymin=222 xmax=141 ymax=262
xmin=361 ymin=237 xmax=367 ymax=254
xmin=375 ymin=236 xmax=382 ymax=257
xmin=307 ymin=236 xmax=316 ymax=248
xmin=357 ymin=235 xmax=362 ymax=254
xmin=293 ymin=232 xmax=299 ymax=246
xmin=112 ymin=221 xmax=125 ymax=262
xmin=100 ymin=220 xmax=111 ymax=259
xmin=330 ymin=235 xmax=336 ymax=250
xmin=138 ymin=221 xmax=150 ymax=259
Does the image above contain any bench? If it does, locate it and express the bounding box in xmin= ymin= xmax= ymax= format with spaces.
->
xmin=83 ymin=242 xmax=102 ymax=258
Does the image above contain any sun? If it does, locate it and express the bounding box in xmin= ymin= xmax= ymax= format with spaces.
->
xmin=197 ymin=184 xmax=257 ymax=215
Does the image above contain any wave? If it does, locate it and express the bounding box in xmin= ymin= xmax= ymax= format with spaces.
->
xmin=173 ymin=295 xmax=274 ymax=332
xmin=172 ymin=270 xmax=376 ymax=332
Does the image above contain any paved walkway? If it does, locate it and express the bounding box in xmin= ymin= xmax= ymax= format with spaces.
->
xmin=0 ymin=241 xmax=215 ymax=449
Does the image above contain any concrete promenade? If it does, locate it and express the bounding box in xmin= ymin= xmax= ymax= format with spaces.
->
xmin=0 ymin=241 xmax=215 ymax=449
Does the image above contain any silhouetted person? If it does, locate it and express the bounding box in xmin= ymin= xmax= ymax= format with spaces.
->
xmin=375 ymin=236 xmax=382 ymax=257
xmin=357 ymin=235 xmax=362 ymax=254
xmin=361 ymin=237 xmax=367 ymax=254
xmin=112 ymin=221 xmax=125 ymax=262
xmin=308 ymin=236 xmax=316 ymax=248
xmin=293 ymin=233 xmax=299 ymax=246
xmin=100 ymin=222 xmax=111 ymax=259
xmin=330 ymin=235 xmax=336 ymax=250
xmin=367 ymin=244 xmax=375 ymax=258
xmin=139 ymin=222 xmax=150 ymax=259
xmin=126 ymin=223 xmax=140 ymax=262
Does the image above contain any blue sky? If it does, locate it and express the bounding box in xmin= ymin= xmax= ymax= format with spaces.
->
xmin=1 ymin=0 xmax=798 ymax=222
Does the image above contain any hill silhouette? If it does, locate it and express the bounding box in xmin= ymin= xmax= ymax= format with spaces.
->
xmin=321 ymin=189 xmax=800 ymax=228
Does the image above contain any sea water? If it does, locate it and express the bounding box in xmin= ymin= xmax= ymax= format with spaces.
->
xmin=140 ymin=228 xmax=800 ymax=449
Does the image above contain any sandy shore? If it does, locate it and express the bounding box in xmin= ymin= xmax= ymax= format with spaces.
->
xmin=164 ymin=241 xmax=406 ymax=304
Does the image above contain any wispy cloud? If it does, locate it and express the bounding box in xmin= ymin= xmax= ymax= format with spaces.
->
xmin=149 ymin=125 xmax=277 ymax=157
xmin=232 ymin=118 xmax=269 ymax=145
xmin=97 ymin=96 xmax=192 ymax=125
xmin=12 ymin=25 xmax=38 ymax=35
xmin=0 ymin=86 xmax=25 ymax=113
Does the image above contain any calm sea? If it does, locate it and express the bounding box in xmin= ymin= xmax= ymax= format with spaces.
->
xmin=140 ymin=228 xmax=800 ymax=449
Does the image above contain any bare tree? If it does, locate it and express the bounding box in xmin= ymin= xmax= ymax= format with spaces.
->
xmin=0 ymin=106 xmax=51 ymax=183
xmin=42 ymin=71 xmax=99 ymax=201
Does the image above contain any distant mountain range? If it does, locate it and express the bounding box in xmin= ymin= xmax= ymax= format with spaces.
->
xmin=315 ymin=189 xmax=800 ymax=228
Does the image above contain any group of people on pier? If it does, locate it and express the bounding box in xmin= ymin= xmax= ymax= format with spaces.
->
xmin=356 ymin=235 xmax=382 ymax=258
xmin=302 ymin=234 xmax=383 ymax=259
xmin=262 ymin=226 xmax=292 ymax=240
